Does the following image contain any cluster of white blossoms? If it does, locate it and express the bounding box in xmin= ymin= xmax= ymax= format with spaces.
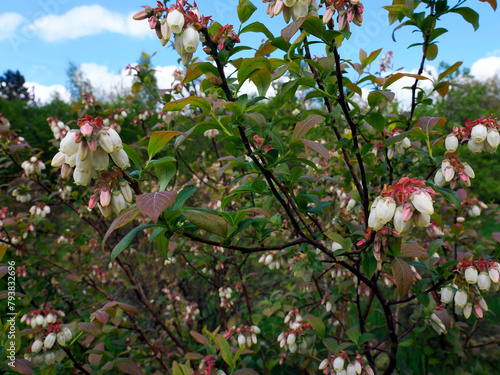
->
xmin=91 ymin=181 xmax=133 ymax=218
xmin=434 ymin=156 xmax=475 ymax=188
xmin=319 ymin=354 xmax=374 ymax=375
xmin=21 ymin=308 xmax=66 ymax=329
xmin=218 ymin=286 xmax=233 ymax=308
xmin=58 ymin=185 xmax=72 ymax=200
xmin=51 ymin=116 xmax=130 ymax=186
xmin=258 ymin=252 xmax=290 ymax=270
xmin=265 ymin=0 xmax=319 ymax=23
xmin=204 ymin=129 xmax=220 ymax=139
xmin=22 ymin=156 xmax=46 ymax=175
xmin=440 ymin=260 xmax=500 ymax=320
xmin=368 ymin=177 xmax=435 ymax=234
xmin=233 ymin=325 xmax=261 ymax=348
xmin=47 ymin=117 xmax=70 ymax=140
xmin=27 ymin=326 xmax=73 ymax=367
xmin=29 ymin=204 xmax=51 ymax=218
xmin=12 ymin=188 xmax=31 ymax=202
xmin=446 ymin=115 xmax=500 ymax=154
xmin=387 ymin=137 xmax=411 ymax=159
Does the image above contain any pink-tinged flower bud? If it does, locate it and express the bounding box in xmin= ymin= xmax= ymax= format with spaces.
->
xmin=487 ymin=129 xmax=500 ymax=148
xmin=461 ymin=162 xmax=475 ymax=178
xmin=120 ymin=181 xmax=134 ymax=203
xmin=434 ymin=169 xmax=446 ymax=187
xmin=454 ymin=289 xmax=468 ymax=308
xmin=440 ymin=286 xmax=454 ymax=304
xmin=468 ymin=139 xmax=484 ymax=153
xmin=61 ymin=164 xmax=72 ymax=179
xmin=80 ymin=122 xmax=93 ymax=137
xmin=291 ymin=2 xmax=308 ymax=21
xmin=133 ymin=7 xmax=150 ymax=21
xmin=91 ymin=147 xmax=109 ymax=171
xmin=353 ymin=5 xmax=363 ymax=26
xmin=464 ymin=266 xmax=478 ymax=284
xmin=374 ymin=196 xmax=396 ymax=224
xmin=323 ymin=6 xmax=335 ymax=24
xmin=73 ymin=169 xmax=92 ymax=186
xmin=284 ymin=0 xmax=297 ymax=7
xmin=394 ymin=206 xmax=413 ymax=234
xmin=60 ymin=130 xmax=79 ymax=156
xmin=79 ymin=141 xmax=90 ymax=162
xmin=44 ymin=333 xmax=56 ymax=349
xmin=338 ymin=10 xmax=350 ymax=31
xmin=111 ymin=148 xmax=130 ymax=169
xmin=57 ymin=332 xmax=66 ymax=346
xmin=319 ymin=359 xmax=328 ymax=370
xmin=51 ymin=151 xmax=66 ymax=167
xmin=167 ymin=9 xmax=185 ymax=34
xmin=410 ymin=190 xmax=434 ymax=215
xmin=88 ymin=195 xmax=98 ymax=210
xmin=478 ymin=271 xmax=491 ymax=291
xmin=412 ymin=212 xmax=430 ymax=228
xmin=274 ymin=0 xmax=285 ymax=15
xmin=333 ymin=356 xmax=345 ymax=371
xmin=442 ymin=164 xmax=455 ymax=182
xmin=100 ymin=188 xmax=111 ymax=207
xmin=182 ymin=27 xmax=200 ymax=53
xmin=474 ymin=304 xmax=483 ymax=318
xmin=88 ymin=138 xmax=98 ymax=152
xmin=445 ymin=134 xmax=459 ymax=152
xmin=471 ymin=124 xmax=488 ymax=143
xmin=489 ymin=267 xmax=499 ymax=283
xmin=98 ymin=203 xmax=112 ymax=218
xmin=478 ymin=297 xmax=488 ymax=311
xmin=111 ymin=191 xmax=127 ymax=215
xmin=354 ymin=361 xmax=362 ymax=374
xmin=32 ymin=339 xmax=43 ymax=353
xmin=160 ymin=19 xmax=171 ymax=43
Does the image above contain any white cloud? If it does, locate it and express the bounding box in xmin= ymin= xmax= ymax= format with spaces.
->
xmin=79 ymin=63 xmax=135 ymax=96
xmin=0 ymin=13 xmax=26 ymax=41
xmin=24 ymin=5 xmax=152 ymax=42
xmin=26 ymin=82 xmax=71 ymax=104
xmin=470 ymin=56 xmax=500 ymax=81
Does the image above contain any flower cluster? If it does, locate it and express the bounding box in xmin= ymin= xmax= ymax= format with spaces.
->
xmin=12 ymin=187 xmax=31 ymax=202
xmin=447 ymin=115 xmax=500 ymax=154
xmin=368 ymin=176 xmax=436 ymax=234
xmin=22 ymin=156 xmax=46 ymax=176
xmin=51 ymin=115 xmax=130 ymax=186
xmin=204 ymin=129 xmax=220 ymax=139
xmin=264 ymin=0 xmax=319 ymax=23
xmin=46 ymin=117 xmax=70 ymax=140
xmin=26 ymin=321 xmax=73 ymax=367
xmin=218 ymin=286 xmax=233 ymax=308
xmin=462 ymin=198 xmax=487 ymax=218
xmin=427 ymin=308 xmax=451 ymax=335
xmin=29 ymin=203 xmax=50 ymax=218
xmin=434 ymin=153 xmax=475 ymax=188
xmin=322 ymin=0 xmax=364 ymax=30
xmin=440 ymin=259 xmax=500 ymax=319
xmin=20 ymin=308 xmax=66 ymax=329
xmin=259 ymin=252 xmax=289 ymax=269
xmin=387 ymin=132 xmax=411 ymax=159
xmin=319 ymin=353 xmax=374 ymax=375
xmin=224 ymin=325 xmax=261 ymax=348
xmin=88 ymin=174 xmax=133 ymax=217
xmin=378 ymin=50 xmax=394 ymax=74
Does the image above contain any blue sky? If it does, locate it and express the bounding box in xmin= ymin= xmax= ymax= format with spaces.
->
xmin=1 ymin=0 xmax=499 ymax=102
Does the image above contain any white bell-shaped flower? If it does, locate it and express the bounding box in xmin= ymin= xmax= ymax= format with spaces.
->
xmin=111 ymin=148 xmax=130 ymax=169
xmin=468 ymin=139 xmax=484 ymax=153
xmin=182 ymin=27 xmax=200 ymax=53
xmin=32 ymin=339 xmax=43 ymax=353
xmin=410 ymin=190 xmax=434 ymax=215
xmin=60 ymin=130 xmax=79 ymax=156
xmin=440 ymin=286 xmax=454 ymax=304
xmin=464 ymin=266 xmax=478 ymax=284
xmin=393 ymin=206 xmax=413 ymax=234
xmin=478 ymin=271 xmax=491 ymax=291
xmin=291 ymin=2 xmax=308 ymax=20
xmin=434 ymin=169 xmax=446 ymax=187
xmin=412 ymin=212 xmax=430 ymax=228
xmin=44 ymin=333 xmax=56 ymax=349
xmin=374 ymin=196 xmax=396 ymax=224
xmin=91 ymin=147 xmax=109 ymax=171
xmin=487 ymin=129 xmax=500 ymax=148
xmin=333 ymin=356 xmax=345 ymax=371
xmin=445 ymin=134 xmax=459 ymax=152
xmin=73 ymin=169 xmax=92 ymax=186
xmin=166 ymin=9 xmax=184 ymax=34
xmin=471 ymin=124 xmax=488 ymax=143
xmin=454 ymin=289 xmax=468 ymax=308
xmin=111 ymin=191 xmax=128 ymax=215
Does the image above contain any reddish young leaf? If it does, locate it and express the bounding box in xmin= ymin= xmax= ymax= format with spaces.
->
xmin=102 ymin=206 xmax=140 ymax=250
xmin=399 ymin=243 xmax=429 ymax=259
xmin=136 ymin=191 xmax=177 ymax=224
xmin=300 ymin=138 xmax=330 ymax=161
xmin=190 ymin=330 xmax=209 ymax=345
xmin=492 ymin=232 xmax=500 ymax=244
xmin=391 ymin=258 xmax=414 ymax=297
xmin=8 ymin=359 xmax=33 ymax=375
xmin=116 ymin=359 xmax=145 ymax=375
xmin=89 ymin=342 xmax=105 ymax=366
xmin=417 ymin=117 xmax=446 ymax=132
xmin=292 ymin=115 xmax=325 ymax=139
xmin=281 ymin=17 xmax=305 ymax=43
xmin=102 ymin=301 xmax=140 ymax=314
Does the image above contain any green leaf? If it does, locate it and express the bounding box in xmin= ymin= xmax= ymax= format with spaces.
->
xmin=436 ymin=187 xmax=462 ymax=212
xmin=236 ymin=57 xmax=272 ymax=94
xmin=365 ymin=113 xmax=386 ymax=133
xmin=450 ymin=7 xmax=479 ymax=31
xmin=240 ymin=21 xmax=274 ymax=39
xmin=305 ymin=314 xmax=325 ymax=338
xmin=155 ymin=162 xmax=176 ymax=191
xmin=169 ymin=187 xmax=196 ymax=212
xmin=162 ymin=96 xmax=211 ymax=112
xmin=346 ymin=326 xmax=360 ymax=347
xmin=426 ymin=43 xmax=438 ymax=61
xmin=362 ymin=254 xmax=378 ymax=279
xmin=182 ymin=210 xmax=228 ymax=238
xmin=110 ymin=224 xmax=154 ymax=262
xmin=391 ymin=258 xmax=414 ymax=297
xmin=147 ymin=131 xmax=183 ymax=161
xmin=323 ymin=231 xmax=348 ymax=251
xmin=250 ymin=68 xmax=271 ymax=97
xmin=301 ymin=15 xmax=325 ymax=39
xmin=122 ymin=144 xmax=142 ymax=171
xmin=155 ymin=229 xmax=170 ymax=259
xmin=237 ymin=0 xmax=257 ymax=24
xmin=438 ymin=61 xmax=462 ymax=82
xmin=102 ymin=206 xmax=140 ymax=251
xmin=216 ymin=334 xmax=235 ymax=368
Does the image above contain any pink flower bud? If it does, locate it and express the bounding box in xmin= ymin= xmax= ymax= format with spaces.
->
xmin=474 ymin=304 xmax=483 ymax=319
xmin=323 ymin=7 xmax=334 ymax=24
xmin=80 ymin=122 xmax=93 ymax=137
xmin=61 ymin=164 xmax=72 ymax=179
xmin=132 ymin=8 xmax=149 ymax=21
xmin=402 ymin=202 xmax=413 ymax=222
xmin=79 ymin=141 xmax=90 ymax=162
xmin=88 ymin=195 xmax=98 ymax=210
xmin=100 ymin=189 xmax=111 ymax=207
